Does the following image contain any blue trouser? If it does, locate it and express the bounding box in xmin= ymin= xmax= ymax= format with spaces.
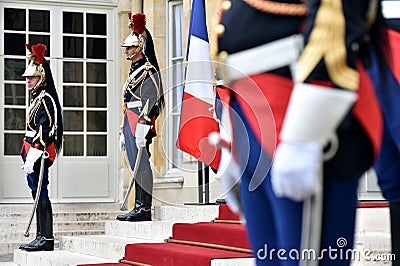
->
xmin=123 ymin=114 xmax=153 ymax=200
xmin=123 ymin=115 xmax=151 ymax=171
xmin=368 ymin=48 xmax=400 ymax=204
xmin=232 ymin=98 xmax=361 ymax=266
xmin=240 ymin=171 xmax=360 ymax=266
xmin=25 ymin=151 xmax=50 ymax=200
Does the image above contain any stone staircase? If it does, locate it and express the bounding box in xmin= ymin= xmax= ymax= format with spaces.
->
xmin=0 ymin=203 xmax=393 ymax=266
xmin=0 ymin=203 xmax=123 ymax=265
xmin=3 ymin=204 xmax=255 ymax=266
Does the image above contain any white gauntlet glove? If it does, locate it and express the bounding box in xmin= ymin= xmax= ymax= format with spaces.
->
xmin=216 ymin=142 xmax=241 ymax=213
xmin=135 ymin=123 xmax=150 ymax=149
xmin=23 ymin=147 xmax=43 ymax=174
xmin=271 ymin=141 xmax=321 ymax=202
xmin=119 ymin=133 xmax=125 ymax=151
xmin=119 ymin=124 xmax=125 ymax=151
xmin=271 ymin=83 xmax=356 ymax=201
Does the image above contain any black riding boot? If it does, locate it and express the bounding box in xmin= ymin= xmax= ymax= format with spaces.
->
xmin=391 ymin=202 xmax=400 ymax=266
xmin=116 ymin=199 xmax=143 ymax=221
xmin=20 ymin=192 xmax=42 ymax=250
xmin=125 ymin=187 xmax=152 ymax=222
xmin=24 ymin=200 xmax=54 ymax=251
xmin=116 ymin=182 xmax=145 ymax=221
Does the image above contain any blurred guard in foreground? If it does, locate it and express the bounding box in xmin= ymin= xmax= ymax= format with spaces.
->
xmin=368 ymin=1 xmax=400 ymax=263
xmin=19 ymin=44 xmax=63 ymax=251
xmin=216 ymin=0 xmax=387 ymax=265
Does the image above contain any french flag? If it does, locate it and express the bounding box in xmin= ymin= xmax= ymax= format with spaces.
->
xmin=177 ymin=0 xmax=221 ymax=170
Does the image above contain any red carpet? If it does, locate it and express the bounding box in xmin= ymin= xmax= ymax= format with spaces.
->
xmin=172 ymin=222 xmax=250 ymax=250
xmin=78 ymin=204 xmax=252 ymax=266
xmin=217 ymin=204 xmax=241 ymax=221
xmin=123 ymin=242 xmax=252 ymax=266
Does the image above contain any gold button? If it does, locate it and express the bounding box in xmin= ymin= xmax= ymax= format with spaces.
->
xmin=215 ymin=24 xmax=225 ymax=36
xmin=221 ymin=0 xmax=232 ymax=11
xmin=218 ymin=51 xmax=228 ymax=61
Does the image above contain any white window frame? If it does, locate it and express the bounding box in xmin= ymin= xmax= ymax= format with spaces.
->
xmin=165 ymin=0 xmax=185 ymax=177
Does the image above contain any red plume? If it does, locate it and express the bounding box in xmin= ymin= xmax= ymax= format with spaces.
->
xmin=31 ymin=44 xmax=47 ymax=64
xmin=131 ymin=13 xmax=146 ymax=35
xmin=25 ymin=44 xmax=31 ymax=51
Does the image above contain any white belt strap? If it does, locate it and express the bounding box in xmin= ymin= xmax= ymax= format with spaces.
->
xmin=25 ymin=131 xmax=36 ymax=138
xmin=382 ymin=1 xmax=400 ymax=19
xmin=224 ymin=34 xmax=303 ymax=81
xmin=126 ymin=101 xmax=142 ymax=109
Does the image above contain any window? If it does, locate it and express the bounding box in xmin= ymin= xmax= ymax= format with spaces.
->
xmin=3 ymin=7 xmax=51 ymax=155
xmin=166 ymin=1 xmax=185 ymax=174
xmin=2 ymin=7 xmax=110 ymax=158
xmin=62 ymin=11 xmax=108 ymax=157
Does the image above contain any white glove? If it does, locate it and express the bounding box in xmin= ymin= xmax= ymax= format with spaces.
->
xmin=271 ymin=83 xmax=356 ymax=202
xmin=271 ymin=141 xmax=321 ymax=202
xmin=210 ymin=124 xmax=241 ymax=214
xmin=23 ymin=147 xmax=43 ymax=174
xmin=216 ymin=147 xmax=242 ymax=213
xmin=23 ymin=161 xmax=35 ymax=174
xmin=119 ymin=133 xmax=125 ymax=151
xmin=135 ymin=123 xmax=150 ymax=149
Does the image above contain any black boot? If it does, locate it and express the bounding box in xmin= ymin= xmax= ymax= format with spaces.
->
xmin=19 ymin=213 xmax=42 ymax=250
xmin=24 ymin=200 xmax=54 ymax=251
xmin=390 ymin=202 xmax=400 ymax=266
xmin=125 ymin=189 xmax=152 ymax=222
xmin=20 ymin=191 xmax=41 ymax=250
xmin=116 ymin=200 xmax=142 ymax=221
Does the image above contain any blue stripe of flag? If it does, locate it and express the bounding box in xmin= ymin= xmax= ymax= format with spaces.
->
xmin=187 ymin=0 xmax=209 ymax=59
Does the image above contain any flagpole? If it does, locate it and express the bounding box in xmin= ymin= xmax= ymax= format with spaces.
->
xmin=204 ymin=164 xmax=210 ymax=204
xmin=197 ymin=161 xmax=204 ymax=203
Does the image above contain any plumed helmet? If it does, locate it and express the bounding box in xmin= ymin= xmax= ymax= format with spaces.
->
xmin=22 ymin=44 xmax=47 ymax=78
xmin=121 ymin=13 xmax=147 ymax=49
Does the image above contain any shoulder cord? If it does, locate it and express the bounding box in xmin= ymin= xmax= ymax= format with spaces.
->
xmin=27 ymin=90 xmax=58 ymax=138
xmin=123 ymin=64 xmax=147 ymax=99
xmin=243 ymin=0 xmax=308 ymax=16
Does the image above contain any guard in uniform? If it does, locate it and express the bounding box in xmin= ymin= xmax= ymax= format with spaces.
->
xmin=116 ymin=13 xmax=163 ymax=222
xmin=19 ymin=44 xmax=63 ymax=251
xmin=216 ymin=0 xmax=387 ymax=265
xmin=368 ymin=1 xmax=400 ymax=263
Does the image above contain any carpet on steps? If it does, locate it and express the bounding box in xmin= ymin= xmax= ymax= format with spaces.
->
xmin=217 ymin=204 xmax=241 ymax=221
xmin=78 ymin=264 xmax=123 ymax=266
xmin=172 ymin=222 xmax=250 ymax=250
xmin=123 ymin=242 xmax=252 ymax=266
xmin=78 ymin=204 xmax=252 ymax=266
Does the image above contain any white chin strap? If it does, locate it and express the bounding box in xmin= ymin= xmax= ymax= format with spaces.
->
xmin=127 ymin=47 xmax=143 ymax=60
xmin=32 ymin=76 xmax=45 ymax=91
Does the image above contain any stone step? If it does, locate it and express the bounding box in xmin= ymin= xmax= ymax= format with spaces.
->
xmin=59 ymin=235 xmax=158 ymax=261
xmin=0 ymin=220 xmax=106 ymax=233
xmin=0 ymin=263 xmax=18 ymax=266
xmin=0 ymin=211 xmax=123 ymax=222
xmin=211 ymin=258 xmax=256 ymax=266
xmin=1 ymin=230 xmax=104 ymax=242
xmin=355 ymin=207 xmax=390 ymax=234
xmin=105 ymin=220 xmax=176 ymax=241
xmin=0 ymin=241 xmax=59 ymax=256
xmin=14 ymin=249 xmax=112 ymax=266
xmin=0 ymin=203 xmax=121 ymax=213
xmin=154 ymin=204 xmax=220 ymax=222
xmin=352 ymin=232 xmax=392 ymax=266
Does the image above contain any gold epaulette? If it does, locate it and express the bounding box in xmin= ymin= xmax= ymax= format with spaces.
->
xmin=297 ymin=0 xmax=358 ymax=90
